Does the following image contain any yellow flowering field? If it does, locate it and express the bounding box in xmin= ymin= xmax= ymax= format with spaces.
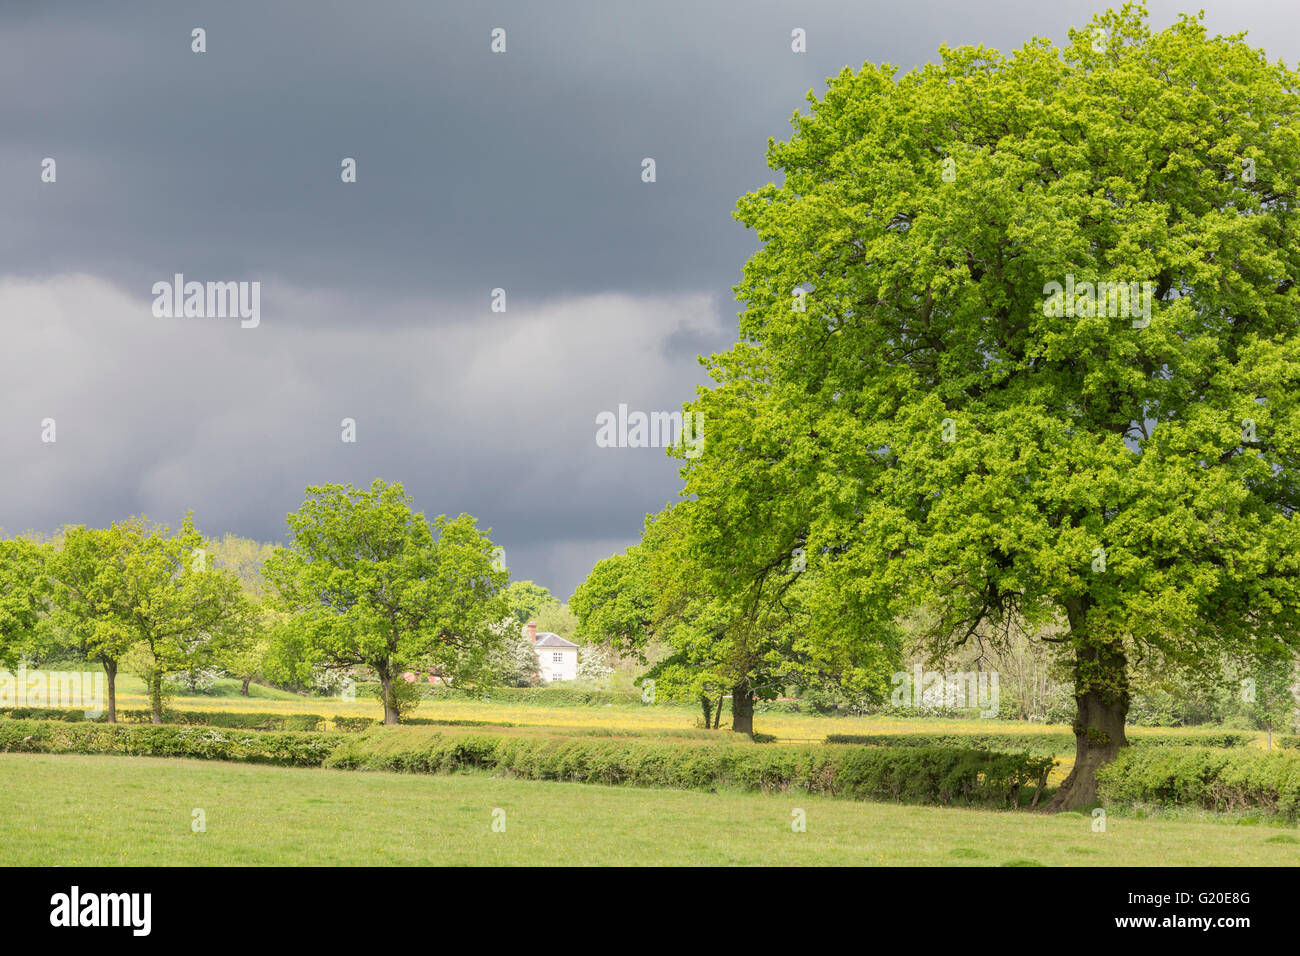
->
xmin=110 ymin=687 xmax=1265 ymax=766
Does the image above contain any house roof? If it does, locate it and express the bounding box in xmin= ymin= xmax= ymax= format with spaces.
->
xmin=534 ymin=632 xmax=578 ymax=648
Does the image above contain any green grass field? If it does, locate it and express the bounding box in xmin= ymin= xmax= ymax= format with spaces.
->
xmin=3 ymin=753 xmax=1297 ymax=866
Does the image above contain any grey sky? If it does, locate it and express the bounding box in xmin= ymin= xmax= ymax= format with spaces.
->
xmin=2 ymin=0 xmax=1296 ymax=598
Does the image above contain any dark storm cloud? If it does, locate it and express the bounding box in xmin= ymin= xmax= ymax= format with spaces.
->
xmin=2 ymin=0 xmax=1296 ymax=595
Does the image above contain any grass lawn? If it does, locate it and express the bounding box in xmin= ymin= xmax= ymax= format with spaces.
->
xmin=2 ymin=753 xmax=1297 ymax=866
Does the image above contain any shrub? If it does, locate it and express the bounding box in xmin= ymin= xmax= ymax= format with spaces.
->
xmin=1097 ymin=747 xmax=1300 ymax=818
xmin=823 ymin=731 xmax=1252 ymax=753
xmin=332 ymin=715 xmax=378 ymax=732
xmin=330 ymin=715 xmax=517 ymax=732
xmin=0 ymin=719 xmax=339 ymax=766
xmin=0 ymin=706 xmax=326 ymax=732
xmin=414 ymin=685 xmax=641 ymax=707
xmin=831 ymin=747 xmax=1055 ymax=807
xmin=322 ymin=730 xmax=1054 ymax=807
xmin=825 ymin=732 xmax=1075 ymax=754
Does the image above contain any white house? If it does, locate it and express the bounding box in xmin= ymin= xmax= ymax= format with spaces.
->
xmin=527 ymin=621 xmax=578 ymax=682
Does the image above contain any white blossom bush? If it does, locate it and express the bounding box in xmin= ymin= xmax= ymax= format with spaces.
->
xmin=164 ymin=666 xmax=223 ymax=694
xmin=577 ymin=644 xmax=614 ymax=682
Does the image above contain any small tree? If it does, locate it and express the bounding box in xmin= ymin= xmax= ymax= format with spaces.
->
xmin=574 ymin=506 xmax=894 ymax=734
xmin=47 ymin=526 xmax=137 ymax=722
xmin=114 ymin=515 xmax=252 ymax=722
xmin=264 ymin=481 xmax=507 ymax=724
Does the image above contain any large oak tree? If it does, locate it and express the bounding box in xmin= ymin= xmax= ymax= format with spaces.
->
xmin=673 ymin=6 xmax=1300 ymax=806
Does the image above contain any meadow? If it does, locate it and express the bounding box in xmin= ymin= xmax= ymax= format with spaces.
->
xmin=5 ymin=675 xmax=1295 ymax=866
xmin=3 ymin=753 xmax=1297 ymax=867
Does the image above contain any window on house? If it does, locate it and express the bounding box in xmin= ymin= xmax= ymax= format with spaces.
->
xmin=552 ymin=652 xmax=563 ymax=662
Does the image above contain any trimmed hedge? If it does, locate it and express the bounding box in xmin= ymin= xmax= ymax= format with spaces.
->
xmin=1136 ymin=732 xmax=1256 ymax=749
xmin=332 ymin=716 xmax=520 ymax=732
xmin=332 ymin=715 xmax=378 ymax=732
xmin=0 ymin=717 xmax=1051 ymax=806
xmin=413 ymin=685 xmax=641 ymax=707
xmin=1097 ymin=746 xmax=1300 ymax=818
xmin=824 ymin=731 xmax=1253 ymax=753
xmin=0 ymin=706 xmax=326 ymax=732
xmin=826 ymin=732 xmax=1076 ymax=754
xmin=0 ymin=719 xmax=338 ymax=766
xmin=323 ymin=730 xmax=1054 ymax=807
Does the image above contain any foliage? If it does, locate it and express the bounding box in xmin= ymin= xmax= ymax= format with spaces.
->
xmin=263 ymin=481 xmax=507 ymax=724
xmin=369 ymin=675 xmax=424 ymax=720
xmin=485 ymin=617 xmax=541 ymax=687
xmin=165 ymin=666 xmax=223 ymax=694
xmin=0 ymin=718 xmax=338 ymax=766
xmin=655 ymin=4 xmax=1300 ymax=803
xmin=206 ymin=534 xmax=276 ymax=600
xmin=574 ymin=508 xmax=894 ymax=732
xmin=323 ymin=730 xmax=1053 ymax=807
xmin=48 ymin=518 xmax=252 ymax=722
xmin=0 ymin=706 xmax=326 ymax=731
xmin=1098 ymin=746 xmax=1300 ymax=818
xmin=577 ymin=643 xmax=615 ymax=682
xmin=499 ymin=581 xmax=557 ymax=625
xmin=824 ymin=731 xmax=1252 ymax=753
xmin=0 ymin=536 xmax=48 ymax=668
xmin=116 ymin=516 xmax=253 ymax=721
xmin=418 ymin=684 xmax=639 ymax=707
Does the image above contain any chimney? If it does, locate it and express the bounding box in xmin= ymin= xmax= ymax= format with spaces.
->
xmin=526 ymin=621 xmax=537 ymax=643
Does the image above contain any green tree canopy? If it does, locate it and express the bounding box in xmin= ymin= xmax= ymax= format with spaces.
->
xmin=667 ymin=5 xmax=1300 ymax=803
xmin=0 ymin=535 xmax=49 ymax=670
xmin=264 ymin=480 xmax=507 ymax=723
xmin=48 ymin=516 xmax=251 ymax=722
xmin=47 ymin=525 xmax=136 ymax=721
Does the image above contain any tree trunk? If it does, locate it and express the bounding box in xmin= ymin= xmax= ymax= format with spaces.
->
xmin=1047 ymin=605 xmax=1129 ymax=811
xmin=241 ymin=676 xmax=252 ymax=697
xmin=730 ymin=680 xmax=754 ymax=735
xmin=149 ymin=670 xmax=164 ymax=725
xmin=102 ymin=656 xmax=117 ymax=724
xmin=377 ymin=667 xmax=399 ymax=725
xmin=713 ymin=694 xmax=723 ymax=729
xmin=700 ymin=694 xmax=713 ymax=728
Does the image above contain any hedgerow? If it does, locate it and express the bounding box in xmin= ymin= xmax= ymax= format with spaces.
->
xmin=0 ymin=706 xmax=326 ymax=731
xmin=393 ymin=685 xmax=642 ymax=707
xmin=825 ymin=732 xmax=1076 ymax=753
xmin=1097 ymin=747 xmax=1300 ymax=818
xmin=824 ymin=731 xmax=1253 ymax=752
xmin=332 ymin=715 xmax=520 ymax=731
xmin=322 ymin=730 xmax=1054 ymax=807
xmin=0 ymin=718 xmax=337 ymax=766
